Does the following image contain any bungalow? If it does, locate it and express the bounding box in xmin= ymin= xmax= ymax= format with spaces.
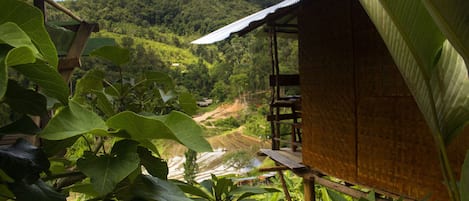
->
xmin=192 ymin=0 xmax=469 ymax=200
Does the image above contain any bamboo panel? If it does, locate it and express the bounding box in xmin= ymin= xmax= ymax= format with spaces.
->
xmin=299 ymin=0 xmax=357 ymax=183
xmin=357 ymin=97 xmax=443 ymax=199
xmin=299 ymin=1 xmax=469 ymax=200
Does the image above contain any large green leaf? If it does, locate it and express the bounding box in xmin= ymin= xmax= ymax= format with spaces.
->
xmin=359 ymin=0 xmax=469 ymax=144
xmin=0 ymin=0 xmax=58 ymax=67
xmin=326 ymin=189 xmax=348 ymax=201
xmin=4 ymin=80 xmax=47 ymax=115
xmin=0 ymin=184 xmax=14 ymax=200
xmin=232 ymin=186 xmax=280 ymax=201
xmin=90 ymin=46 xmax=130 ymax=66
xmin=174 ymin=180 xmax=214 ymax=201
xmin=45 ymin=23 xmax=74 ymax=57
xmin=95 ymin=91 xmax=116 ymax=117
xmin=5 ymin=46 xmax=36 ymax=67
xmin=0 ymin=139 xmax=49 ymax=183
xmin=72 ymin=69 xmax=105 ymax=101
xmin=137 ymin=147 xmax=168 ymax=180
xmin=0 ymin=45 xmax=36 ymax=100
xmin=0 ymin=22 xmax=41 ymax=58
xmin=152 ymin=111 xmax=212 ymax=152
xmin=179 ymin=92 xmax=198 ymax=116
xmin=461 ymin=151 xmax=469 ymax=201
xmin=422 ymin=0 xmax=469 ymax=70
xmin=76 ymin=140 xmax=140 ymax=196
xmin=82 ymin=37 xmax=117 ymax=56
xmin=9 ymin=180 xmax=66 ymax=201
xmin=145 ymin=71 xmax=175 ymax=91
xmin=65 ymin=183 xmax=100 ymax=197
xmin=106 ymin=111 xmax=212 ymax=152
xmin=0 ymin=116 xmax=39 ymax=136
xmin=40 ymin=101 xmax=107 ymax=140
xmin=124 ymin=175 xmax=192 ymax=201
xmin=13 ymin=63 xmax=69 ymax=104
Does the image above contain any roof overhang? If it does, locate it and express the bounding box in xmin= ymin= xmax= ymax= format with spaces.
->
xmin=191 ymin=0 xmax=300 ymax=44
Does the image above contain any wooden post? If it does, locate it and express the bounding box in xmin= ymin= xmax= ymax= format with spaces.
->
xmin=277 ymin=170 xmax=292 ymax=201
xmin=303 ymin=176 xmax=315 ymax=201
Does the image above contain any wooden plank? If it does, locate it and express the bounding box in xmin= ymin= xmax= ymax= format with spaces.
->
xmin=59 ymin=22 xmax=96 ymax=81
xmin=260 ymin=149 xmax=305 ymax=170
xmin=311 ymin=174 xmax=391 ymax=201
xmin=259 ymin=166 xmax=289 ymax=172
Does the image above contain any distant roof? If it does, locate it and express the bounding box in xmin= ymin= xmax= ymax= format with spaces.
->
xmin=191 ymin=0 xmax=300 ymax=44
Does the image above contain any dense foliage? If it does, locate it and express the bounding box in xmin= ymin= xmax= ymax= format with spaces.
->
xmin=49 ymin=0 xmax=298 ymax=102
xmin=0 ymin=1 xmax=215 ymax=200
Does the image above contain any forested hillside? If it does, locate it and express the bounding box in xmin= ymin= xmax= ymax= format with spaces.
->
xmin=51 ymin=0 xmax=298 ymax=101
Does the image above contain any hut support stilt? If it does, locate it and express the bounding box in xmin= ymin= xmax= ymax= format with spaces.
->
xmin=277 ymin=170 xmax=292 ymax=201
xmin=303 ymin=177 xmax=315 ymax=201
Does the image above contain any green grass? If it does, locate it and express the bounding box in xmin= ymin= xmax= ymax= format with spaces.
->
xmin=96 ymin=31 xmax=212 ymax=68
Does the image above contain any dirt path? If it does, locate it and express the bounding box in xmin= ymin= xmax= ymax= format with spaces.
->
xmin=193 ymin=99 xmax=246 ymax=123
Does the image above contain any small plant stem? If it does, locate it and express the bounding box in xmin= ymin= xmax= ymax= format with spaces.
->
xmin=436 ymin=134 xmax=461 ymax=201
xmin=93 ymin=137 xmax=105 ymax=154
xmin=43 ymin=171 xmax=83 ymax=181
xmin=81 ymin=135 xmax=93 ymax=151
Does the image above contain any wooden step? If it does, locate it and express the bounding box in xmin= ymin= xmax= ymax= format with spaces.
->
xmin=260 ymin=149 xmax=305 ymax=170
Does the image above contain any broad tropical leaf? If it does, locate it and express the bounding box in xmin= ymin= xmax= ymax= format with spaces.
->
xmin=360 ymin=1 xmax=469 ymax=199
xmin=13 ymin=63 xmax=69 ymax=104
xmin=461 ymin=151 xmax=469 ymax=201
xmin=4 ymin=80 xmax=47 ymax=115
xmin=151 ymin=111 xmax=212 ymax=152
xmin=90 ymin=45 xmax=130 ymax=66
xmin=359 ymin=0 xmax=469 ymax=144
xmin=72 ymin=69 xmax=105 ymax=103
xmin=0 ymin=22 xmax=36 ymax=99
xmin=0 ymin=139 xmax=49 ymax=183
xmin=0 ymin=0 xmax=58 ymax=67
xmin=106 ymin=111 xmax=212 ymax=152
xmin=137 ymin=147 xmax=168 ymax=179
xmin=82 ymin=37 xmax=117 ymax=56
xmin=9 ymin=180 xmax=66 ymax=201
xmin=0 ymin=115 xmax=40 ymax=136
xmin=179 ymin=92 xmax=198 ymax=116
xmin=326 ymin=189 xmax=348 ymax=201
xmin=174 ymin=180 xmax=213 ymax=200
xmin=125 ymin=175 xmax=192 ymax=201
xmin=145 ymin=72 xmax=175 ymax=91
xmin=65 ymin=183 xmax=100 ymax=197
xmin=232 ymin=186 xmax=280 ymax=200
xmin=40 ymin=101 xmax=107 ymax=140
xmin=422 ymin=0 xmax=469 ymax=71
xmin=77 ymin=140 xmax=140 ymax=196
xmin=0 ymin=23 xmax=41 ymax=59
xmin=0 ymin=184 xmax=14 ymax=200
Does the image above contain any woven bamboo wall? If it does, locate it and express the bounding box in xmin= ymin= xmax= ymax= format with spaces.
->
xmin=299 ymin=0 xmax=357 ymax=183
xmin=299 ymin=0 xmax=469 ymax=200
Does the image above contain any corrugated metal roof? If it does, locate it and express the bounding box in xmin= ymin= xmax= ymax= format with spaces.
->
xmin=191 ymin=0 xmax=300 ymax=44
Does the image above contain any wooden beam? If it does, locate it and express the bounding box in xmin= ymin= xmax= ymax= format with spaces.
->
xmin=303 ymin=177 xmax=315 ymax=201
xmin=259 ymin=166 xmax=289 ymax=172
xmin=260 ymin=149 xmax=305 ymax=170
xmin=59 ymin=22 xmax=96 ymax=81
xmin=278 ymin=170 xmax=292 ymax=201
